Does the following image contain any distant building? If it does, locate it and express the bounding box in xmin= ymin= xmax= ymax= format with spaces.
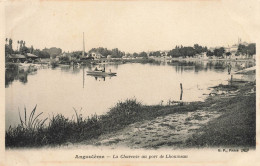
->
xmin=26 ymin=53 xmax=39 ymax=62
xmin=194 ymin=52 xmax=208 ymax=59
xmin=107 ymin=55 xmax=112 ymax=59
xmin=7 ymin=54 xmax=26 ymax=63
xmin=160 ymin=51 xmax=168 ymax=57
xmin=89 ymin=51 xmax=103 ymax=59
xmin=27 ymin=53 xmax=38 ymax=59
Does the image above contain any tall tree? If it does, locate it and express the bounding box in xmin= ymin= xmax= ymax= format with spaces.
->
xmin=30 ymin=45 xmax=34 ymax=53
xmin=17 ymin=40 xmax=20 ymax=51
xmin=247 ymin=43 xmax=256 ymax=56
xmin=20 ymin=40 xmax=23 ymax=51
xmin=8 ymin=39 xmax=13 ymax=49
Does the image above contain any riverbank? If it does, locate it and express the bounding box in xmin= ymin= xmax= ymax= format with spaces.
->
xmin=60 ymin=80 xmax=255 ymax=149
xmin=5 ymin=74 xmax=256 ymax=149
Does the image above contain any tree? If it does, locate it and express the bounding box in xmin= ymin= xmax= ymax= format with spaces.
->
xmin=30 ymin=45 xmax=34 ymax=53
xmin=237 ymin=44 xmax=247 ymax=55
xmin=138 ymin=51 xmax=148 ymax=58
xmin=247 ymin=43 xmax=256 ymax=56
xmin=126 ymin=53 xmax=131 ymax=57
xmin=213 ymin=47 xmax=225 ymax=57
xmin=5 ymin=38 xmax=13 ymax=56
xmin=17 ymin=40 xmax=20 ymax=51
xmin=194 ymin=44 xmax=203 ymax=54
xmin=133 ymin=52 xmax=138 ymax=58
xmin=184 ymin=47 xmax=196 ymax=57
xmin=20 ymin=40 xmax=23 ymax=51
xmin=8 ymin=39 xmax=13 ymax=50
xmin=20 ymin=46 xmax=30 ymax=55
xmin=225 ymin=52 xmax=231 ymax=57
xmin=206 ymin=50 xmax=214 ymax=57
xmin=42 ymin=47 xmax=62 ymax=58
xmin=111 ymin=48 xmax=123 ymax=58
xmin=5 ymin=44 xmax=13 ymax=56
xmin=236 ymin=43 xmax=255 ymax=56
xmin=168 ymin=46 xmax=181 ymax=57
xmin=33 ymin=49 xmax=50 ymax=58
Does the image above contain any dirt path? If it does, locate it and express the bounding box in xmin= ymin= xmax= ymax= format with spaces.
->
xmin=81 ymin=109 xmax=221 ymax=149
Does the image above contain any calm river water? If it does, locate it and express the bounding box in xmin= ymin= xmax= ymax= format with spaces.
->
xmin=5 ymin=60 xmax=254 ymax=129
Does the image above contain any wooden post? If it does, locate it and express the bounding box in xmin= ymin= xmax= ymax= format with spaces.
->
xmin=230 ymin=74 xmax=233 ymax=85
xmin=180 ymin=83 xmax=183 ymax=101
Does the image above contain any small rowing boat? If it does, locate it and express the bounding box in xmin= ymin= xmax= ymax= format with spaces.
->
xmin=87 ymin=70 xmax=117 ymax=76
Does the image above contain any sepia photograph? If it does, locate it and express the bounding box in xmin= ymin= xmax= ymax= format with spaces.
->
xmin=1 ymin=0 xmax=259 ymax=165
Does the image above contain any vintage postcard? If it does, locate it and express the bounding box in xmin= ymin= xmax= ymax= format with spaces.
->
xmin=1 ymin=0 xmax=259 ymax=165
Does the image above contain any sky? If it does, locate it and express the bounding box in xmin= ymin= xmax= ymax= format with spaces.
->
xmin=5 ymin=0 xmax=259 ymax=53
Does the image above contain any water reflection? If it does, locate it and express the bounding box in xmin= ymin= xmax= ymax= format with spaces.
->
xmin=5 ymin=61 xmax=255 ymax=129
xmin=169 ymin=60 xmax=255 ymax=74
xmin=5 ymin=60 xmax=255 ymax=88
xmin=5 ymin=60 xmax=255 ymax=87
xmin=5 ymin=65 xmax=31 ymax=87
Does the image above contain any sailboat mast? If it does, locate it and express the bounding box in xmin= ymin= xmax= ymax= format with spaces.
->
xmin=82 ymin=32 xmax=85 ymax=57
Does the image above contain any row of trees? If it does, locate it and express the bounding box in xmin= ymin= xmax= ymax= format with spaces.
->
xmin=5 ymin=38 xmax=65 ymax=59
xmin=206 ymin=43 xmax=256 ymax=58
xmin=88 ymin=47 xmax=150 ymax=58
xmin=237 ymin=43 xmax=256 ymax=56
xmin=67 ymin=43 xmax=256 ymax=59
xmin=5 ymin=37 xmax=256 ymax=60
xmin=167 ymin=44 xmax=208 ymax=58
xmin=5 ymin=38 xmax=34 ymax=55
xmin=88 ymin=47 xmax=126 ymax=58
xmin=206 ymin=47 xmax=226 ymax=57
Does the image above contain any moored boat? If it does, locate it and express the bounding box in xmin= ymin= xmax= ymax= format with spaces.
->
xmin=87 ymin=70 xmax=117 ymax=76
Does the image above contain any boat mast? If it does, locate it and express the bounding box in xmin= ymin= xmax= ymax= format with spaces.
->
xmin=82 ymin=32 xmax=85 ymax=57
xmin=82 ymin=32 xmax=85 ymax=88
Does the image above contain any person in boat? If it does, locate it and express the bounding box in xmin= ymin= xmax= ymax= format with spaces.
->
xmin=94 ymin=67 xmax=98 ymax=71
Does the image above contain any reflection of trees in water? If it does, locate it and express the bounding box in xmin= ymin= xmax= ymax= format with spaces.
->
xmin=213 ymin=61 xmax=225 ymax=72
xmin=72 ymin=67 xmax=80 ymax=74
xmin=171 ymin=61 xmax=195 ymax=73
xmin=59 ymin=65 xmax=71 ymax=72
xmin=170 ymin=60 xmax=208 ymax=73
xmin=233 ymin=61 xmax=255 ymax=71
xmin=168 ymin=60 xmax=254 ymax=73
xmin=194 ymin=61 xmax=206 ymax=73
xmin=59 ymin=65 xmax=81 ymax=74
xmin=5 ymin=65 xmax=29 ymax=87
xmin=206 ymin=61 xmax=213 ymax=70
xmin=18 ymin=72 xmax=28 ymax=84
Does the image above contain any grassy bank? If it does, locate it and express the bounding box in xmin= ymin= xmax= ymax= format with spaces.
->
xmin=6 ymin=82 xmax=256 ymax=148
xmin=6 ymin=99 xmax=203 ymax=148
xmin=186 ymin=82 xmax=256 ymax=148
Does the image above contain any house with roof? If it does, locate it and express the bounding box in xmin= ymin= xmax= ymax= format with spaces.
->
xmin=89 ymin=51 xmax=104 ymax=59
xmin=7 ymin=54 xmax=26 ymax=63
xmin=194 ymin=52 xmax=208 ymax=59
xmin=26 ymin=53 xmax=39 ymax=62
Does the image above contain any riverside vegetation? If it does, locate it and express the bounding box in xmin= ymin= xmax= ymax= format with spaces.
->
xmin=6 ymin=99 xmax=200 ymax=147
xmin=6 ymin=81 xmax=256 ymax=149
